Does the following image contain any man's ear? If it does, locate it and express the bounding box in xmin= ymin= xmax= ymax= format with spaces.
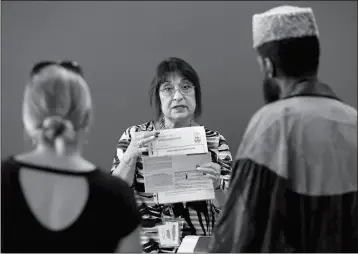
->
xmin=263 ymin=57 xmax=274 ymax=78
xmin=257 ymin=56 xmax=274 ymax=77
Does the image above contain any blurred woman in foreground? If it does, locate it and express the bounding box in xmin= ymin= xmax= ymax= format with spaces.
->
xmin=1 ymin=61 xmax=141 ymax=253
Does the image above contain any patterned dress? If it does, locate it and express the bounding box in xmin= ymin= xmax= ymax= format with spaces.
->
xmin=111 ymin=120 xmax=233 ymax=253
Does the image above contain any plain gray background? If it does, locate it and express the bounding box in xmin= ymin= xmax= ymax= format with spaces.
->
xmin=2 ymin=1 xmax=357 ymax=172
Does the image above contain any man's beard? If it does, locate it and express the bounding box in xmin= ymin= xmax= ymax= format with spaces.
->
xmin=262 ymin=77 xmax=281 ymax=104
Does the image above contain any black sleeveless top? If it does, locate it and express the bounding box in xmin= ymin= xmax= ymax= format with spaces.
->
xmin=1 ymin=156 xmax=141 ymax=253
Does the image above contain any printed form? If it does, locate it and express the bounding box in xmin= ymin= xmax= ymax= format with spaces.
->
xmin=143 ymin=126 xmax=215 ymax=204
xmin=148 ymin=126 xmax=208 ymax=157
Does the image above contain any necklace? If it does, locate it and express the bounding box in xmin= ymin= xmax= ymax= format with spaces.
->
xmin=159 ymin=116 xmax=193 ymax=130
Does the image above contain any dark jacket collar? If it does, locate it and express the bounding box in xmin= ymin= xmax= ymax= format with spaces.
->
xmin=281 ymin=77 xmax=341 ymax=102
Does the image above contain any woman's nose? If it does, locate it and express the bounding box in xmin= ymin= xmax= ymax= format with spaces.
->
xmin=172 ymin=88 xmax=184 ymax=100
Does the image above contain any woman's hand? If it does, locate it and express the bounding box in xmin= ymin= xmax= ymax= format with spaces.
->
xmin=123 ymin=130 xmax=159 ymax=163
xmin=196 ymin=162 xmax=222 ymax=189
xmin=112 ymin=130 xmax=159 ymax=184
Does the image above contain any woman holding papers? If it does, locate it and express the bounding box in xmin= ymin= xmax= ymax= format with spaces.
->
xmin=111 ymin=57 xmax=233 ymax=253
xmin=1 ymin=61 xmax=141 ymax=252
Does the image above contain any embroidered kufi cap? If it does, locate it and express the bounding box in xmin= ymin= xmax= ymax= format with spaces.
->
xmin=252 ymin=5 xmax=319 ymax=48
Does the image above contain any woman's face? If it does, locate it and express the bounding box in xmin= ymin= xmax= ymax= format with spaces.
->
xmin=159 ymin=73 xmax=196 ymax=123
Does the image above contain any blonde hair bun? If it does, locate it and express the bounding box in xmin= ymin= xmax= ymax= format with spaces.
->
xmin=42 ymin=116 xmax=75 ymax=142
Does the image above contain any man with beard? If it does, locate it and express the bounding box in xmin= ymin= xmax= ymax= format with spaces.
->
xmin=209 ymin=5 xmax=357 ymax=253
xmin=262 ymin=76 xmax=280 ymax=104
